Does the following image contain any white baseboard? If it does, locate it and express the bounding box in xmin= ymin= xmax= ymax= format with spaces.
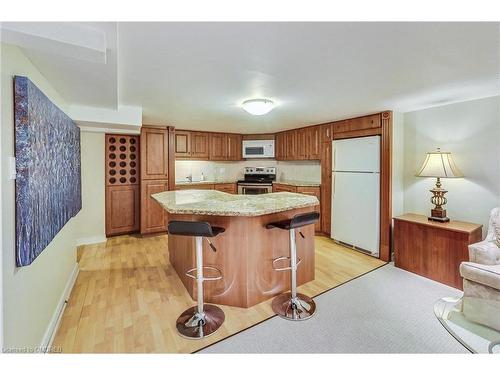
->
xmin=76 ymin=235 xmax=107 ymax=246
xmin=40 ymin=262 xmax=79 ymax=352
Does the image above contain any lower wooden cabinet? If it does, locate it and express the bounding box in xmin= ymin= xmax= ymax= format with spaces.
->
xmin=393 ymin=214 xmax=482 ymax=289
xmin=214 ymin=183 xmax=237 ymax=194
xmin=272 ymin=183 xmax=298 ymax=193
xmin=105 ymin=185 xmax=140 ymax=236
xmin=273 ymin=184 xmax=321 ymax=232
xmin=176 ymin=183 xmax=214 ymax=190
xmin=141 ymin=180 xmax=169 ymax=234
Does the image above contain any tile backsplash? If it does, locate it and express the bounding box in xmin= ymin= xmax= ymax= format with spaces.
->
xmin=175 ymin=160 xmax=321 ymax=183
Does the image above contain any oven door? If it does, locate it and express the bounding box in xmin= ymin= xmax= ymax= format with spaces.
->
xmin=237 ymin=183 xmax=272 ymax=195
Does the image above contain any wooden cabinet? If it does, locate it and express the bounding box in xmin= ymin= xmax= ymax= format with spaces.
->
xmin=176 ymin=183 xmax=214 ymax=190
xmin=174 ymin=130 xmax=191 ymax=158
xmin=214 ymin=183 xmax=237 ymax=194
xmin=275 ymin=132 xmax=286 ymax=160
xmin=393 ymin=214 xmax=482 ymax=289
xmin=191 ymin=132 xmax=210 ymax=159
xmin=333 ymin=114 xmax=381 ymax=138
xmin=141 ymin=127 xmax=169 ymax=180
xmin=320 ymin=140 xmax=332 ymax=234
xmin=140 ymin=180 xmax=168 ymax=234
xmin=272 ymin=184 xmax=321 ymax=232
xmin=227 ymin=133 xmax=242 ymax=160
xmin=209 ymin=133 xmax=241 ymax=161
xmin=209 ymin=133 xmax=227 ymax=160
xmin=275 ymin=126 xmax=320 ymax=160
xmin=320 ymin=123 xmax=333 ymax=143
xmin=272 ymin=183 xmax=298 ymax=193
xmin=306 ymin=126 xmax=321 ymax=159
xmin=285 ymin=130 xmax=297 ymax=160
xmin=297 ymin=186 xmax=321 ymax=232
xmin=105 ymin=134 xmax=140 ymax=237
xmin=105 ymin=185 xmax=140 ymax=236
xmin=140 ymin=126 xmax=170 ymax=235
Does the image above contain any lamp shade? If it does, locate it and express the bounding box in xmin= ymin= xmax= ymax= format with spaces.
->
xmin=416 ymin=149 xmax=463 ymax=178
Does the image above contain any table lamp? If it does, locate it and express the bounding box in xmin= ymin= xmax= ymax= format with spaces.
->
xmin=416 ymin=148 xmax=463 ymax=222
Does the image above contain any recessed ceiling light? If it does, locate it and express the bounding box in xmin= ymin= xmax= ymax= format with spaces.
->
xmin=241 ymin=99 xmax=275 ymax=116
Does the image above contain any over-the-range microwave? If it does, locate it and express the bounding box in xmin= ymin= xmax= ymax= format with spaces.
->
xmin=242 ymin=140 xmax=275 ymax=158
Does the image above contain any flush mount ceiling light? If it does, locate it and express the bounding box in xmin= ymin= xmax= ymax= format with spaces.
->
xmin=241 ymin=99 xmax=275 ymax=115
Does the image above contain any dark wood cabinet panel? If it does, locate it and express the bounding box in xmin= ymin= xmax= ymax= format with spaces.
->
xmin=275 ymin=132 xmax=285 ymax=160
xmin=174 ymin=130 xmax=191 ymax=158
xmin=320 ymin=123 xmax=333 ymax=143
xmin=333 ymin=114 xmax=381 ymax=135
xmin=140 ymin=180 xmax=168 ymax=234
xmin=209 ymin=133 xmax=228 ymax=160
xmin=141 ymin=127 xmax=169 ymax=180
xmin=320 ymin=141 xmax=332 ymax=234
xmin=394 ymin=214 xmax=482 ymax=289
xmin=176 ymin=183 xmax=214 ymax=190
xmin=105 ymin=134 xmax=140 ymax=237
xmin=214 ymin=183 xmax=237 ymax=194
xmin=227 ymin=133 xmax=242 ymax=161
xmin=306 ymin=126 xmax=321 ymax=159
xmin=272 ymin=183 xmax=297 ymax=193
xmin=297 ymin=186 xmax=321 ymax=232
xmin=105 ymin=185 xmax=140 ymax=236
xmin=284 ymin=130 xmax=297 ymax=160
xmin=190 ymin=131 xmax=209 ymax=159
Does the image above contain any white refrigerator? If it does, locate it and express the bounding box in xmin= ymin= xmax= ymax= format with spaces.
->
xmin=331 ymin=136 xmax=380 ymax=257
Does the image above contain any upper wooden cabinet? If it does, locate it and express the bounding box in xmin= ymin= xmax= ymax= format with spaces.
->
xmin=306 ymin=126 xmax=320 ymax=159
xmin=320 ymin=123 xmax=333 ymax=143
xmin=275 ymin=126 xmax=320 ymax=161
xmin=191 ymin=132 xmax=210 ymax=159
xmin=209 ymin=133 xmax=227 ymax=160
xmin=174 ymin=130 xmax=242 ymax=161
xmin=333 ymin=114 xmax=381 ymax=134
xmin=174 ymin=130 xmax=191 ymax=158
xmin=141 ymin=126 xmax=169 ymax=180
xmin=209 ymin=133 xmax=241 ymax=161
xmin=227 ymin=133 xmax=242 ymax=160
xmin=275 ymin=132 xmax=286 ymax=160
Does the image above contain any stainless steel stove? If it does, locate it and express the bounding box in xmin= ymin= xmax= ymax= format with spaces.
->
xmin=237 ymin=167 xmax=276 ymax=195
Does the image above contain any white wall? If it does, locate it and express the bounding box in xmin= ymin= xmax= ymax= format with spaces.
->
xmin=402 ymin=96 xmax=500 ymax=236
xmin=74 ymin=131 xmax=106 ymax=245
xmin=175 ymin=159 xmax=321 ymax=184
xmin=1 ymin=43 xmax=78 ymax=349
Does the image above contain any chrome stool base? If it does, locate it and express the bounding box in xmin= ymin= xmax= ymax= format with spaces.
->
xmin=272 ymin=292 xmax=316 ymax=321
xmin=176 ymin=304 xmax=225 ymax=339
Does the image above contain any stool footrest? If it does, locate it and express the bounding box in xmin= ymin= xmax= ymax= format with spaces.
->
xmin=272 ymin=256 xmax=302 ymax=271
xmin=185 ymin=266 xmax=223 ymax=281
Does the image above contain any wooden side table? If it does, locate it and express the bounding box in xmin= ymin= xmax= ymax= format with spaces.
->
xmin=393 ymin=213 xmax=483 ymax=289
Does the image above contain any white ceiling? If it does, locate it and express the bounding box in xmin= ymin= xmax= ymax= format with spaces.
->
xmin=8 ymin=22 xmax=500 ymax=133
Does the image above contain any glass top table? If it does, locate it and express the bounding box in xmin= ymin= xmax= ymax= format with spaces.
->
xmin=434 ymin=297 xmax=500 ymax=353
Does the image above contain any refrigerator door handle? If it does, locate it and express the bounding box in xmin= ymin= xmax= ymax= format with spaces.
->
xmin=332 ymin=173 xmax=335 ymax=197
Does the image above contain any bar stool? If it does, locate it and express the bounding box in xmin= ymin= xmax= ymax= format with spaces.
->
xmin=168 ymin=220 xmax=225 ymax=339
xmin=266 ymin=211 xmax=320 ymax=321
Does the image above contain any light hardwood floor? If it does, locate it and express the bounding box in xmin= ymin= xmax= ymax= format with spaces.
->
xmin=52 ymin=234 xmax=385 ymax=353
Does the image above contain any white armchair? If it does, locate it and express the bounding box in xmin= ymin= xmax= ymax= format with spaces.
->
xmin=459 ymin=207 xmax=500 ymax=331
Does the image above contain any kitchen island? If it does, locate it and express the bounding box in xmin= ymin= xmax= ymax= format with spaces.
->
xmin=152 ymin=190 xmax=319 ymax=307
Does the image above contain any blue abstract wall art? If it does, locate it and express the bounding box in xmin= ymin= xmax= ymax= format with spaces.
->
xmin=15 ymin=76 xmax=81 ymax=267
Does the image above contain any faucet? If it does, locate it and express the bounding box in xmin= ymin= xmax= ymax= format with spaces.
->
xmin=186 ymin=174 xmax=193 ymax=183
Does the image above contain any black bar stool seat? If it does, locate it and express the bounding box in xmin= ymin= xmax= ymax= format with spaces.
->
xmin=168 ymin=221 xmax=225 ymax=237
xmin=267 ymin=211 xmax=319 ymax=321
xmin=168 ymin=220 xmax=225 ymax=339
xmin=266 ymin=211 xmax=320 ymax=230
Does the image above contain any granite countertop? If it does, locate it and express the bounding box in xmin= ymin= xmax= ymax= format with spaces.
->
xmin=175 ymin=179 xmax=237 ymax=186
xmin=152 ymin=189 xmax=319 ymax=216
xmin=273 ymin=180 xmax=321 ymax=187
